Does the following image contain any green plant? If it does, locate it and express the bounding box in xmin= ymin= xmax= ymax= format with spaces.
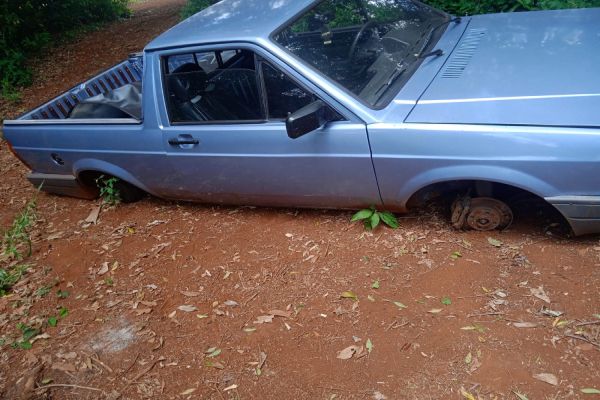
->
xmin=59 ymin=307 xmax=69 ymax=318
xmin=2 ymin=198 xmax=37 ymax=259
xmin=0 ymin=265 xmax=29 ymax=296
xmin=351 ymin=206 xmax=399 ymax=230
xmin=0 ymin=0 xmax=130 ymax=99
xmin=425 ymin=0 xmax=600 ymax=15
xmin=96 ymin=175 xmax=121 ymax=205
xmin=13 ymin=323 xmax=40 ymax=350
xmin=48 ymin=316 xmax=58 ymax=327
xmin=35 ymin=285 xmax=52 ymax=297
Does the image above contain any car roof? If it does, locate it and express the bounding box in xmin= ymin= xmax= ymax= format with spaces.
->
xmin=145 ymin=0 xmax=317 ymax=51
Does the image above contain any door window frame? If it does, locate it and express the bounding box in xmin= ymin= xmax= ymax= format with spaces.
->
xmin=154 ymin=42 xmax=361 ymax=129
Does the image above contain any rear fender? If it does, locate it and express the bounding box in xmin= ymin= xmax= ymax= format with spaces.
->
xmin=73 ymin=158 xmax=153 ymax=195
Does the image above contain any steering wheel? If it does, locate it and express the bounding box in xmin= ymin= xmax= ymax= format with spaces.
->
xmin=347 ymin=20 xmax=378 ymax=61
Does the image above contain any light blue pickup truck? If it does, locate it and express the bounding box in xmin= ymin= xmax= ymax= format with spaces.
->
xmin=2 ymin=0 xmax=600 ymax=235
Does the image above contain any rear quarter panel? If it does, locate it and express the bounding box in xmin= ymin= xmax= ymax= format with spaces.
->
xmin=3 ymin=121 xmax=166 ymax=195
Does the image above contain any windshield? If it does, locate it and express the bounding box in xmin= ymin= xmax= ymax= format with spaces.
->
xmin=273 ymin=0 xmax=448 ymax=107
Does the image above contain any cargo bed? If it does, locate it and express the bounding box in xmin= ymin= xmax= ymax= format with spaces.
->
xmin=16 ymin=53 xmax=143 ymax=121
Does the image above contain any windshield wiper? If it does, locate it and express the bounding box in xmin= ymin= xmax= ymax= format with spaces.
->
xmin=375 ymin=66 xmax=406 ymax=99
xmin=417 ymin=16 xmax=462 ymax=58
xmin=418 ymin=48 xmax=444 ymax=59
xmin=432 ymin=16 xmax=462 ymax=35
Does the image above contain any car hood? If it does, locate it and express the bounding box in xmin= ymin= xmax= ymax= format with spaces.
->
xmin=406 ymin=8 xmax=600 ymax=127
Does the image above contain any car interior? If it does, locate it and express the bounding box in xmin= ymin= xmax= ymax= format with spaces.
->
xmin=164 ymin=49 xmax=263 ymax=122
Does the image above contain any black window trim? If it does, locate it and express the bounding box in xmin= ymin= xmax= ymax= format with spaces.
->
xmin=157 ymin=42 xmax=358 ymax=127
xmin=161 ymin=49 xmax=268 ymax=125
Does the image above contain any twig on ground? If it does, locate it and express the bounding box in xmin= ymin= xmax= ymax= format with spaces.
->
xmin=576 ymin=320 xmax=600 ymax=327
xmin=126 ymin=357 xmax=164 ymax=385
xmin=36 ymin=384 xmax=103 ymax=392
xmin=467 ymin=312 xmax=505 ymax=318
xmin=85 ymin=352 xmax=114 ymax=373
xmin=243 ymin=292 xmax=258 ymax=306
xmin=565 ymin=334 xmax=599 ymax=348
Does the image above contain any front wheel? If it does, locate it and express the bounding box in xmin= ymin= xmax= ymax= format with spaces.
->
xmin=451 ymin=197 xmax=513 ymax=231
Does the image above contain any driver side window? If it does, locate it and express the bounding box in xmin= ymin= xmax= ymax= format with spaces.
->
xmin=162 ymin=48 xmax=342 ymax=124
xmin=164 ymin=49 xmax=264 ymax=123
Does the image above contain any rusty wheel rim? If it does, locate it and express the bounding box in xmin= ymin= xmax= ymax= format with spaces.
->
xmin=466 ymin=197 xmax=513 ymax=231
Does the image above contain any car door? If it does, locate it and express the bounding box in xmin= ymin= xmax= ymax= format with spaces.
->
xmin=155 ymin=44 xmax=381 ymax=209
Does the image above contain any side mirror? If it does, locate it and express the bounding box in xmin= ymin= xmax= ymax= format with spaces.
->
xmin=286 ymin=100 xmax=334 ymax=139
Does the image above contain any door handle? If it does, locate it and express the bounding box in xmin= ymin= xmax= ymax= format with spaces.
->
xmin=168 ymin=138 xmax=200 ymax=146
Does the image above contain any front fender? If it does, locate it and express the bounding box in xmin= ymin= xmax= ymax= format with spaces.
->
xmin=395 ymin=164 xmax=559 ymax=210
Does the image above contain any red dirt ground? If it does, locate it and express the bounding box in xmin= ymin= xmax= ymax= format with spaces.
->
xmin=0 ymin=1 xmax=598 ymax=399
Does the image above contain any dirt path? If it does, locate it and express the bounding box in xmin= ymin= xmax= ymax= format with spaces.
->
xmin=0 ymin=1 xmax=599 ymax=399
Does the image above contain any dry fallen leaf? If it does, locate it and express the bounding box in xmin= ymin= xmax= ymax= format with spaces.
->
xmin=428 ymin=308 xmax=443 ymax=314
xmin=178 ymin=305 xmax=198 ymax=312
xmin=337 ymin=345 xmax=360 ymax=360
xmin=30 ymin=333 xmax=50 ymax=344
xmin=533 ymin=373 xmax=558 ymax=386
xmin=52 ymin=362 xmax=77 ymax=372
xmin=460 ymin=387 xmax=476 ymax=400
xmin=341 ymin=291 xmax=358 ymax=301
xmin=530 ymin=286 xmax=551 ymax=303
xmin=468 ymin=357 xmax=482 ymax=374
xmin=487 ymin=237 xmax=503 ymax=247
xmin=85 ymin=206 xmax=101 ymax=225
xmin=254 ymin=315 xmax=274 ymax=324
xmin=224 ymin=300 xmax=239 ymax=307
xmin=268 ymin=309 xmax=292 ymax=318
xmin=47 ymin=231 xmax=65 ymax=241
xmin=57 ymin=352 xmax=77 ymax=360
xmin=97 ymin=262 xmax=109 ymax=276
xmin=513 ymin=322 xmax=539 ymax=328
xmin=540 ymin=307 xmax=563 ymax=317
xmin=204 ymin=360 xmax=225 ymax=369
xmin=223 ymin=384 xmax=238 ymax=392
xmin=180 ymin=291 xmax=202 ymax=297
xmin=258 ymin=351 xmax=267 ymax=370
xmin=180 ymin=388 xmax=196 ymax=395
xmin=581 ymin=388 xmax=600 ymax=394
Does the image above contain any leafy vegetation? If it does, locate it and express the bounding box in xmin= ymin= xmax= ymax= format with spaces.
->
xmin=0 ymin=0 xmax=130 ymax=100
xmin=180 ymin=0 xmax=600 ymax=23
xmin=351 ymin=207 xmax=399 ymax=231
xmin=13 ymin=323 xmax=39 ymax=350
xmin=0 ymin=197 xmax=37 ymax=296
xmin=96 ymin=175 xmax=122 ymax=205
xmin=2 ymin=198 xmax=36 ymax=260
xmin=426 ymin=0 xmax=600 ymax=15
xmin=0 ymin=265 xmax=29 ymax=296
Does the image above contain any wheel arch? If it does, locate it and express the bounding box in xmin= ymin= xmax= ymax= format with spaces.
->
xmin=73 ymin=159 xmax=152 ymax=195
xmin=397 ymin=165 xmax=559 ymax=210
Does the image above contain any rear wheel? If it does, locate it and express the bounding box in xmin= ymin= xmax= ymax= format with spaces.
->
xmin=451 ymin=197 xmax=513 ymax=231
xmin=79 ymin=171 xmax=145 ymax=203
xmin=113 ymin=179 xmax=145 ymax=203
